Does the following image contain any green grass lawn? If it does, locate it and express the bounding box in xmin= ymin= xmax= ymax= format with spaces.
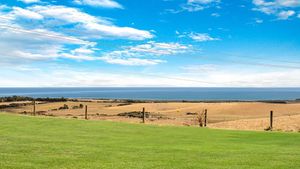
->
xmin=0 ymin=113 xmax=299 ymax=169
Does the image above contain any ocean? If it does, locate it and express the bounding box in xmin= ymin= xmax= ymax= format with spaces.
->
xmin=0 ymin=87 xmax=300 ymax=101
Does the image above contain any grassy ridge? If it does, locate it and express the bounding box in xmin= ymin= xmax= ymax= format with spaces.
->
xmin=0 ymin=113 xmax=299 ymax=169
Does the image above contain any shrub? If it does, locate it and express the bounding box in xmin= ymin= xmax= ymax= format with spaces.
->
xmin=59 ymin=104 xmax=69 ymax=110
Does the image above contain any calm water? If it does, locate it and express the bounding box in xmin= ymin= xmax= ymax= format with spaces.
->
xmin=0 ymin=88 xmax=300 ymax=101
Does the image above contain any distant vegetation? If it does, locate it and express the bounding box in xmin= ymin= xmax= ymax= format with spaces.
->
xmin=72 ymin=104 xmax=84 ymax=109
xmin=59 ymin=104 xmax=69 ymax=110
xmin=117 ymin=111 xmax=150 ymax=118
xmin=0 ymin=103 xmax=32 ymax=109
xmin=0 ymin=96 xmax=67 ymax=102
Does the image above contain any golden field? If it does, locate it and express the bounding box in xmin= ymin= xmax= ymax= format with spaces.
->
xmin=1 ymin=100 xmax=300 ymax=132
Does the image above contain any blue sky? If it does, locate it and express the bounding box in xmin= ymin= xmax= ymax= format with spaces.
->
xmin=0 ymin=0 xmax=300 ymax=87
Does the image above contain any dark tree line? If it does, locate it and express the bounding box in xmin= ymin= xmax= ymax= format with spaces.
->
xmin=0 ymin=96 xmax=67 ymax=102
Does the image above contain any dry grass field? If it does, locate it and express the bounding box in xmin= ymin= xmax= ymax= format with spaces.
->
xmin=1 ymin=100 xmax=300 ymax=132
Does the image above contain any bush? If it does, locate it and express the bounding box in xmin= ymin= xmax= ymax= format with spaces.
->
xmin=59 ymin=104 xmax=69 ymax=110
xmin=79 ymin=104 xmax=84 ymax=109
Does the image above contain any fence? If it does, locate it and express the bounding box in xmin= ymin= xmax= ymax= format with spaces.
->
xmin=0 ymin=100 xmax=296 ymax=132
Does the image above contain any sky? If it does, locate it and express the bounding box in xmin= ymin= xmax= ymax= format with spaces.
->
xmin=0 ymin=0 xmax=300 ymax=87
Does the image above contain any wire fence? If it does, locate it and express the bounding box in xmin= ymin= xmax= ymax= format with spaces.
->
xmin=2 ymin=99 xmax=299 ymax=132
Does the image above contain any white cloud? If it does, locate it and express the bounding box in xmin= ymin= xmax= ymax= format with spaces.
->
xmin=254 ymin=18 xmax=264 ymax=23
xmin=0 ymin=11 xmax=186 ymax=66
xmin=185 ymin=0 xmax=220 ymax=11
xmin=11 ymin=7 xmax=44 ymax=20
xmin=100 ymin=42 xmax=191 ymax=66
xmin=83 ymin=23 xmax=154 ymax=40
xmin=74 ymin=0 xmax=123 ymax=9
xmin=0 ymin=25 xmax=91 ymax=45
xmin=100 ymin=57 xmax=164 ymax=66
xmin=18 ymin=0 xmax=40 ymax=4
xmin=129 ymin=42 xmax=189 ymax=55
xmin=60 ymin=53 xmax=99 ymax=61
xmin=1 ymin=65 xmax=300 ymax=87
xmin=277 ymin=10 xmax=295 ymax=20
xmin=189 ymin=33 xmax=220 ymax=42
xmin=0 ymin=67 xmax=188 ymax=87
xmin=178 ymin=32 xmax=220 ymax=42
xmin=211 ymin=13 xmax=220 ymax=17
xmin=179 ymin=64 xmax=300 ymax=87
xmin=276 ymin=0 xmax=300 ymax=7
xmin=252 ymin=0 xmax=300 ymax=20
xmin=166 ymin=0 xmax=220 ymax=13
xmin=182 ymin=64 xmax=217 ymax=73
xmin=29 ymin=5 xmax=153 ymax=40
xmin=72 ymin=46 xmax=95 ymax=55
xmin=298 ymin=13 xmax=300 ymax=18
xmin=188 ymin=0 xmax=220 ymax=4
xmin=0 ymin=4 xmax=156 ymax=66
xmin=0 ymin=23 xmax=96 ymax=63
xmin=0 ymin=4 xmax=9 ymax=10
xmin=181 ymin=3 xmax=205 ymax=12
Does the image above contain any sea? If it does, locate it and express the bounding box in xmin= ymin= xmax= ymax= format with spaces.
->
xmin=0 ymin=87 xmax=300 ymax=101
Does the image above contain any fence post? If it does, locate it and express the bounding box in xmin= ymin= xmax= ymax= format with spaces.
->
xmin=85 ymin=105 xmax=88 ymax=120
xmin=142 ymin=107 xmax=145 ymax=123
xmin=204 ymin=109 xmax=207 ymax=127
xmin=270 ymin=110 xmax=273 ymax=130
xmin=33 ymin=100 xmax=36 ymax=116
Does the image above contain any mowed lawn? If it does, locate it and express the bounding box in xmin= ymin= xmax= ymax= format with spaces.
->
xmin=0 ymin=113 xmax=299 ymax=169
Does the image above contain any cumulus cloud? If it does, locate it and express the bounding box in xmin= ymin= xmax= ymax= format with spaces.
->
xmin=73 ymin=0 xmax=123 ymax=9
xmin=0 ymin=5 xmax=100 ymax=62
xmin=252 ymin=0 xmax=300 ymax=20
xmin=0 ymin=4 xmax=156 ymax=65
xmin=0 ymin=9 xmax=187 ymax=66
xmin=100 ymin=42 xmax=191 ymax=66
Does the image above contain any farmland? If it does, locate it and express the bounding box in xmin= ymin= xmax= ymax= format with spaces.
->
xmin=1 ymin=99 xmax=300 ymax=131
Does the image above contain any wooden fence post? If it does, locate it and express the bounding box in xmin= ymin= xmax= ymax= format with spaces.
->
xmin=85 ymin=105 xmax=88 ymax=120
xmin=33 ymin=100 xmax=36 ymax=116
xmin=270 ymin=110 xmax=273 ymax=130
xmin=142 ymin=107 xmax=145 ymax=123
xmin=204 ymin=109 xmax=207 ymax=127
